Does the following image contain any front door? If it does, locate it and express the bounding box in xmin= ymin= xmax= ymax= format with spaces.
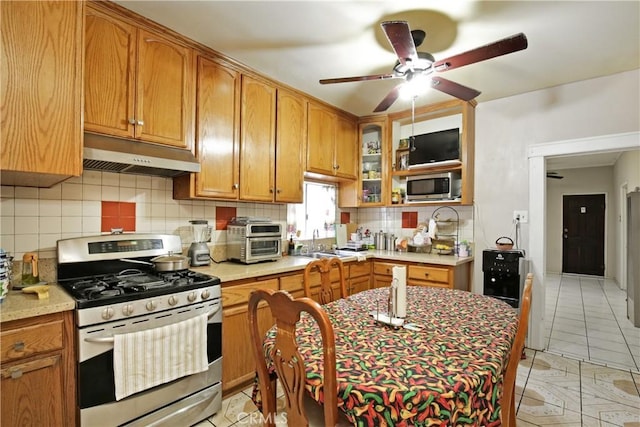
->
xmin=562 ymin=194 xmax=605 ymax=276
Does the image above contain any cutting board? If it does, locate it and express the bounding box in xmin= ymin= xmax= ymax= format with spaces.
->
xmin=335 ymin=224 xmax=347 ymax=249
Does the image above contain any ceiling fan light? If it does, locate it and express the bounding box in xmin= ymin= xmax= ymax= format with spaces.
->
xmin=400 ymin=74 xmax=429 ymax=99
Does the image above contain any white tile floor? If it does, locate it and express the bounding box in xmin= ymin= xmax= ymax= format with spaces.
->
xmin=545 ymin=273 xmax=640 ymax=372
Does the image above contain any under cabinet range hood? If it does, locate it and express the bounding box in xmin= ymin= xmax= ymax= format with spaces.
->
xmin=83 ymin=133 xmax=200 ymax=178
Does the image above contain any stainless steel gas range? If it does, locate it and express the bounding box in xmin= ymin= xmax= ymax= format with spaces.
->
xmin=57 ymin=233 xmax=222 ymax=427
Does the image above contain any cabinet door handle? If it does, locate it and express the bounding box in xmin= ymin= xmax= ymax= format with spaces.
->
xmin=136 ymin=120 xmax=144 ymax=126
xmin=13 ymin=341 xmax=25 ymax=352
xmin=128 ymin=118 xmax=136 ymax=125
xmin=233 ymin=183 xmax=239 ymax=189
xmin=1 ymin=355 xmax=60 ymax=380
xmin=424 ymin=273 xmax=430 ymax=278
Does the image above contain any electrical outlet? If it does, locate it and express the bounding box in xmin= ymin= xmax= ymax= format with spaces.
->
xmin=513 ymin=210 xmax=528 ymax=223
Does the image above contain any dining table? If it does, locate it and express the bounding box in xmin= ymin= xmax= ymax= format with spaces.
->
xmin=254 ymin=286 xmax=519 ymax=426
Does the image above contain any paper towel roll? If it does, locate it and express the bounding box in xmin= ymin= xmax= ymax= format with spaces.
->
xmin=392 ymin=265 xmax=407 ymax=318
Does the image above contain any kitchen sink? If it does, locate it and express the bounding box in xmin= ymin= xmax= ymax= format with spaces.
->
xmin=299 ymin=250 xmax=354 ymax=259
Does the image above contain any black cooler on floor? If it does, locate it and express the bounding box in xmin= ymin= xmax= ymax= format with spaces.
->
xmin=482 ymin=249 xmax=528 ymax=308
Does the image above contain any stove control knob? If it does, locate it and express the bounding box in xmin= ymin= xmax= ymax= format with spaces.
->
xmin=122 ymin=304 xmax=134 ymax=316
xmin=102 ymin=307 xmax=114 ymax=320
xmin=168 ymin=295 xmax=178 ymax=306
xmin=146 ymin=301 xmax=157 ymax=311
xmin=187 ymin=292 xmax=197 ymax=302
xmin=201 ymin=290 xmax=211 ymax=300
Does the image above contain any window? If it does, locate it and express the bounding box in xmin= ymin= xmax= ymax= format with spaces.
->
xmin=287 ymin=181 xmax=336 ymax=239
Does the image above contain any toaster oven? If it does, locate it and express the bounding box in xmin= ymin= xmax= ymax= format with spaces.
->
xmin=227 ymin=218 xmax=282 ymax=264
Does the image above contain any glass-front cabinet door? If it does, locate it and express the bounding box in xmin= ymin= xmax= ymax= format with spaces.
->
xmin=359 ymin=118 xmax=388 ymax=206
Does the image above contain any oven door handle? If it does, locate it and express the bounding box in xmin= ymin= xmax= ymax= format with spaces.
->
xmin=84 ymin=306 xmax=221 ymax=344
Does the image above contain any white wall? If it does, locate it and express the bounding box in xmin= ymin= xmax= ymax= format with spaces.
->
xmin=474 ymin=68 xmax=640 ymax=349
xmin=613 ymin=150 xmax=640 ymax=289
xmin=545 ymin=166 xmax=615 ymax=275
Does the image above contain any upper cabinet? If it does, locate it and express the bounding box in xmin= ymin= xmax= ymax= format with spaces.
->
xmin=85 ymin=4 xmax=195 ymax=149
xmin=239 ymin=75 xmax=277 ymax=202
xmin=0 ymin=1 xmax=84 ymax=187
xmin=274 ymin=88 xmax=306 ymax=203
xmin=306 ymin=101 xmax=358 ymax=181
xmin=174 ymin=56 xmax=240 ymax=200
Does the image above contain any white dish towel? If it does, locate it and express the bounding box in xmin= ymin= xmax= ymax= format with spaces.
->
xmin=113 ymin=313 xmax=209 ymax=401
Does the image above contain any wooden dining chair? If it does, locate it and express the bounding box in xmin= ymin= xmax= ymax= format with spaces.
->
xmin=249 ymin=288 xmax=350 ymax=427
xmin=303 ymin=257 xmax=348 ymax=305
xmin=501 ymin=272 xmax=533 ymax=427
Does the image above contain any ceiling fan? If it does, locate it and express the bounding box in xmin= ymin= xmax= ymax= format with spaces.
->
xmin=320 ymin=21 xmax=528 ymax=112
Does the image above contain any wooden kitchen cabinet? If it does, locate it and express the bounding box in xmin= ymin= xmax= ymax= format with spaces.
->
xmin=348 ymin=260 xmax=371 ymax=295
xmin=0 ymin=0 xmax=83 ymax=187
xmin=306 ymin=101 xmax=358 ymax=180
xmin=221 ymin=278 xmax=278 ymax=394
xmin=174 ymin=56 xmax=241 ymax=200
xmin=408 ymin=262 xmax=470 ymax=291
xmin=1 ymin=311 xmax=76 ymax=427
xmin=85 ymin=3 xmax=195 ymax=149
xmin=274 ymin=88 xmax=306 ymax=203
xmin=372 ymin=261 xmax=398 ymax=289
xmin=239 ymin=75 xmax=277 ymax=202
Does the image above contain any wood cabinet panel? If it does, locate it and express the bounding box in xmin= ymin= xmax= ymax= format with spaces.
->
xmin=136 ymin=29 xmax=194 ymax=148
xmin=85 ymin=4 xmax=195 ymax=149
xmin=348 ymin=275 xmax=370 ymax=295
xmin=1 ymin=319 xmax=63 ymax=363
xmin=275 ymin=88 xmax=306 ymax=203
xmin=306 ymin=102 xmax=336 ymax=176
xmin=0 ymin=311 xmax=76 ymax=427
xmin=239 ymin=75 xmax=276 ymax=201
xmin=221 ymin=278 xmax=278 ymax=394
xmin=349 ymin=260 xmax=371 ymax=278
xmin=407 ymin=265 xmax=450 ymax=285
xmin=335 ymin=114 xmax=358 ymax=179
xmin=193 ymin=56 xmax=240 ymax=199
xmin=84 ymin=6 xmax=136 ymax=138
xmin=0 ymin=0 xmax=83 ymax=187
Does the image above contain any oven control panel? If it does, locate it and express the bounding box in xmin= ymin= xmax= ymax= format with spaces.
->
xmin=77 ymin=284 xmax=221 ymax=327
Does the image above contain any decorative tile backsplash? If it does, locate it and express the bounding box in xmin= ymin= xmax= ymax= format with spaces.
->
xmin=0 ymin=170 xmax=474 ymax=261
xmin=0 ymin=171 xmax=286 ymax=259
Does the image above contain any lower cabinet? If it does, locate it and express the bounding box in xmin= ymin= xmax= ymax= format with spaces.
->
xmin=221 ymin=278 xmax=278 ymax=394
xmin=373 ymin=260 xmax=470 ymax=291
xmin=348 ymin=260 xmax=371 ymax=295
xmin=0 ymin=311 xmax=76 ymax=427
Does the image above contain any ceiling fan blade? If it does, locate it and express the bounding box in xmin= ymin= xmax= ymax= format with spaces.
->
xmin=433 ymin=33 xmax=528 ymax=72
xmin=373 ymin=84 xmax=402 ymax=113
xmin=319 ymin=73 xmax=396 ymax=85
xmin=381 ymin=21 xmax=418 ymax=67
xmin=430 ymin=77 xmax=481 ymax=101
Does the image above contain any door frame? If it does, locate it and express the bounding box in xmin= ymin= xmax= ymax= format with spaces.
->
xmin=620 ymin=182 xmax=628 ymax=290
xmin=527 ymin=131 xmax=639 ymax=350
xmin=561 ymin=192 xmax=607 ymax=276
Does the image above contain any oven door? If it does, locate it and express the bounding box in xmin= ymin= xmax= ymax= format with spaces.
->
xmin=245 ymin=236 xmax=281 ymax=263
xmin=78 ymin=299 xmax=222 ymax=427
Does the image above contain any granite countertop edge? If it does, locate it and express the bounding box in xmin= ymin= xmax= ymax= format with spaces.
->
xmin=1 ymin=251 xmax=473 ymax=322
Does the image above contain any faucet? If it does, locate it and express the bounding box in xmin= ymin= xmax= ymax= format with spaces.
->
xmin=311 ymin=229 xmax=319 ymax=252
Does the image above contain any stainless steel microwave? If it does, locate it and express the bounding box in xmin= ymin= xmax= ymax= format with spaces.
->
xmin=406 ymin=171 xmax=461 ymax=202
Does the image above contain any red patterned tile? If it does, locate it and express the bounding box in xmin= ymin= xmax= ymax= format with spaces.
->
xmin=102 ymin=201 xmax=119 ymax=217
xmin=402 ymin=211 xmax=418 ymax=229
xmin=215 ymin=206 xmax=236 ymax=230
xmin=340 ymin=212 xmax=350 ymax=224
xmin=120 ymin=202 xmax=136 ymax=217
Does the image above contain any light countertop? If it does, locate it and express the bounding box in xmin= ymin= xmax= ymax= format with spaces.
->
xmin=0 ymin=251 xmax=473 ymax=322
xmin=1 ymin=284 xmax=76 ymax=323
xmin=190 ymin=250 xmax=473 ymax=283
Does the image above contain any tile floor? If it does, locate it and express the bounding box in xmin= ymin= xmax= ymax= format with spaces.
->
xmin=194 ymin=274 xmax=640 ymax=426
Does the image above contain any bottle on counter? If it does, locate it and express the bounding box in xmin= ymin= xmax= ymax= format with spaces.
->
xmin=288 ymin=235 xmax=295 ymax=255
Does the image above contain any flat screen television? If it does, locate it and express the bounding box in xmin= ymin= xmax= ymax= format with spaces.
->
xmin=408 ymin=128 xmax=461 ymax=169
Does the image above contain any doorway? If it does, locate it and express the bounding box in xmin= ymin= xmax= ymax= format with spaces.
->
xmin=562 ymin=194 xmax=605 ymax=276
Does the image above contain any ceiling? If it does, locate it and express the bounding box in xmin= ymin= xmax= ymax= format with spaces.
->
xmin=115 ymin=1 xmax=639 ymax=117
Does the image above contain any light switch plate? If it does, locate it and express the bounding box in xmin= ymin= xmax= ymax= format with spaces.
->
xmin=513 ymin=210 xmax=528 ymax=223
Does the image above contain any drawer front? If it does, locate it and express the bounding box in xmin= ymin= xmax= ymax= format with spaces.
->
xmin=408 ymin=280 xmax=451 ymax=289
xmin=280 ymin=274 xmax=304 ymax=292
xmin=408 ymin=265 xmax=450 ymax=284
xmin=349 ymin=261 xmax=370 ymax=278
xmin=373 ymin=262 xmax=401 ymax=276
xmin=222 ymin=278 xmax=279 ymax=307
xmin=1 ymin=320 xmax=64 ymax=363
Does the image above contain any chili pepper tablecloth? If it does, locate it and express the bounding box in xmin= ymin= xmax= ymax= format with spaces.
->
xmin=255 ymin=286 xmax=519 ymax=427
